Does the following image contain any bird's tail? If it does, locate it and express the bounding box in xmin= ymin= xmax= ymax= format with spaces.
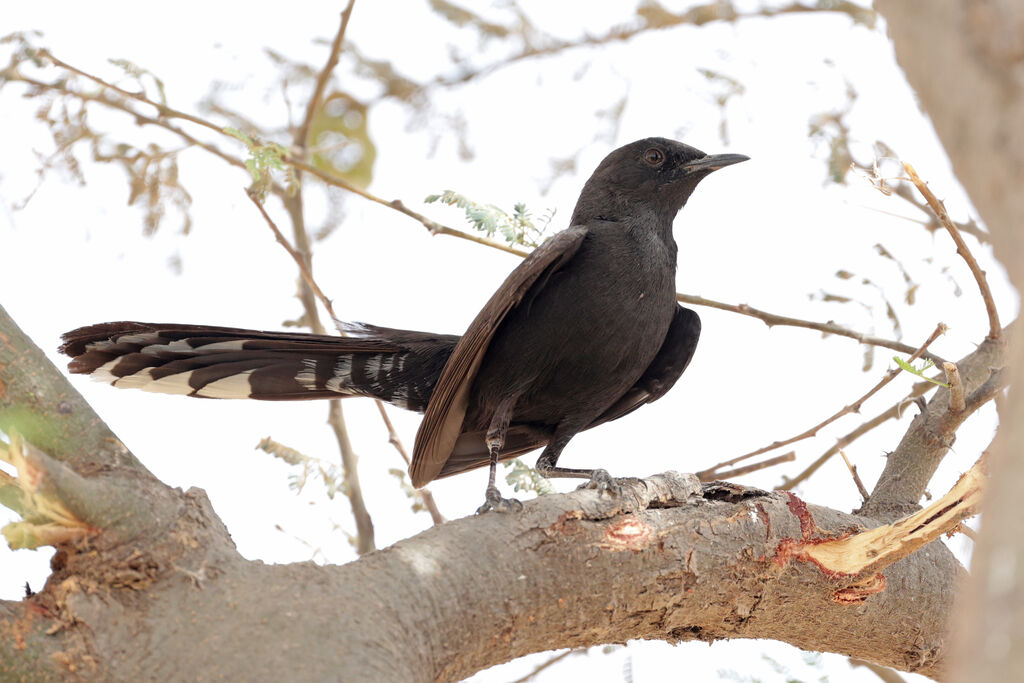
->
xmin=59 ymin=321 xmax=458 ymax=411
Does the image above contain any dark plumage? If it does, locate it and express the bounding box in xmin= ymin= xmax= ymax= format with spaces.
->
xmin=60 ymin=138 xmax=747 ymax=511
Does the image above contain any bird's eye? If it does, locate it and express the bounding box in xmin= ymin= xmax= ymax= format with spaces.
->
xmin=643 ymin=148 xmax=665 ymax=166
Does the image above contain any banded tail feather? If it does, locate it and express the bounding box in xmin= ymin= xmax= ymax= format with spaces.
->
xmin=59 ymin=322 xmax=458 ymax=410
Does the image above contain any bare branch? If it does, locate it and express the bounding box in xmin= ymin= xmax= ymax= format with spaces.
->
xmin=677 ymin=293 xmax=945 ymax=364
xmin=37 ymin=49 xmax=226 ymax=138
xmin=246 ymin=190 xmax=337 ymax=319
xmin=281 ymin=153 xmax=530 ymax=256
xmin=700 ymin=323 xmax=947 ymax=479
xmin=903 ymin=163 xmax=1001 ymax=340
xmin=296 ymin=1 xmax=357 ymax=148
xmin=841 ymin=450 xmax=870 ymax=502
xmin=778 ymin=380 xmax=937 ymax=490
xmin=421 ymin=2 xmax=876 ymax=92
xmin=374 ymin=402 xmax=445 ymax=526
xmin=698 ymin=452 xmax=795 ymax=481
xmin=943 ymin=362 xmax=965 ymax=413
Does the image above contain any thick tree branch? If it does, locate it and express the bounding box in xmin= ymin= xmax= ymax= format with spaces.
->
xmin=0 ymin=305 xmax=140 ymax=473
xmin=873 ymin=5 xmax=1024 ymax=680
xmin=1 ymin=473 xmax=959 ymax=681
xmin=861 ymin=330 xmax=1010 ymax=518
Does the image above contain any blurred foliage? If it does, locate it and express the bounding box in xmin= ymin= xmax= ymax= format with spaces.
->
xmin=504 ymin=458 xmax=555 ymax=496
xmin=308 ymin=92 xmax=376 ymax=189
xmin=387 ymin=467 xmax=433 ymax=516
xmin=256 ymin=436 xmax=347 ymax=499
xmin=425 ymin=190 xmax=554 ymax=248
xmin=225 ymin=127 xmax=296 ymax=200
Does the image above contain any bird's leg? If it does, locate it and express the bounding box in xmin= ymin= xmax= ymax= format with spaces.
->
xmin=475 ymin=396 xmax=523 ymax=514
xmin=534 ymin=427 xmax=623 ymax=495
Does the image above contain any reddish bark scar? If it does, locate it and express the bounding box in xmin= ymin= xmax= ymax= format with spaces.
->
xmin=755 ymin=502 xmax=771 ymax=540
xmin=832 ymin=574 xmax=886 ymax=604
xmin=785 ymin=491 xmax=816 ymax=540
xmin=598 ymin=518 xmax=652 ymax=552
xmin=770 ymin=533 xmax=855 ymax=578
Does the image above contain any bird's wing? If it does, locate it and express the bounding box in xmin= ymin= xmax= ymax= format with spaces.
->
xmin=586 ymin=304 xmax=701 ymax=427
xmin=410 ymin=226 xmax=588 ymax=487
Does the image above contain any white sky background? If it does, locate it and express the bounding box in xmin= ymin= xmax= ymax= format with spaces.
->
xmin=0 ymin=2 xmax=1016 ymax=681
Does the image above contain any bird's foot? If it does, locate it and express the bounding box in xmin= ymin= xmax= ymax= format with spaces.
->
xmin=475 ymin=486 xmax=523 ymax=514
xmin=576 ymin=469 xmax=623 ymax=496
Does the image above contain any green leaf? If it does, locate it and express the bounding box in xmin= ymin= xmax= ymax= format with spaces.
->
xmin=892 ymin=356 xmax=949 ymax=387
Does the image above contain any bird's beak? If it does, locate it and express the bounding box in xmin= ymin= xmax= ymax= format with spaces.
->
xmin=683 ymin=153 xmax=750 ymax=174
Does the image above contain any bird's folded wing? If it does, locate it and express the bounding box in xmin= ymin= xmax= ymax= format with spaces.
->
xmin=585 ymin=303 xmax=701 ymax=428
xmin=409 ymin=226 xmax=588 ymax=487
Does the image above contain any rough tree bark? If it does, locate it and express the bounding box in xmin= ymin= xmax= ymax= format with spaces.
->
xmin=0 ymin=299 xmax=1006 ymax=680
xmin=874 ymin=1 xmax=1024 ymax=680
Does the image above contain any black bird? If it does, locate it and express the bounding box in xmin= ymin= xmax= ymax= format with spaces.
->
xmin=60 ymin=138 xmax=747 ymax=512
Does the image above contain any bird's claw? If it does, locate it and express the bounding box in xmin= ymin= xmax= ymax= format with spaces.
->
xmin=476 ymin=486 xmax=523 ymax=514
xmin=576 ymin=469 xmax=622 ymax=496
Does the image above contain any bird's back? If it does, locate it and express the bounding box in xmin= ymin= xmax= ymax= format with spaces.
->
xmin=466 ymin=218 xmax=677 ymax=431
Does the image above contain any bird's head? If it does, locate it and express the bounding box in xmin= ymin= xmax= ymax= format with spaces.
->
xmin=571 ymin=137 xmax=748 ymax=225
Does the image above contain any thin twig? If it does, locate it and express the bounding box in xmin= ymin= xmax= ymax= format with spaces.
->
xmin=281 ymin=153 xmax=530 ymax=256
xmin=840 ymin=450 xmax=870 ymax=502
xmin=700 ymin=323 xmax=947 ymax=479
xmin=419 ymin=2 xmax=875 ymax=92
xmin=699 ymin=451 xmax=795 ymax=481
xmin=12 ymin=73 xmax=250 ymax=175
xmin=296 ymin=1 xmax=357 ymax=147
xmin=778 ymin=380 xmax=936 ymax=490
xmin=246 ymin=190 xmax=337 ymax=318
xmin=38 ymin=50 xmax=226 ymax=137
xmin=676 ymin=294 xmax=946 ymax=364
xmin=903 ymin=163 xmax=1001 ymax=340
xmin=944 ymin=361 xmax=965 ymax=413
xmin=327 ymin=400 xmax=374 ymax=553
xmin=375 ymin=402 xmax=444 ymax=526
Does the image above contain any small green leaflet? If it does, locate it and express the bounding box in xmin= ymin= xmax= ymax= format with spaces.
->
xmin=892 ymin=356 xmax=950 ymax=387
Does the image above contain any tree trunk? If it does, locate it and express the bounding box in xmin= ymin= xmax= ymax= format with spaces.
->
xmin=874 ymin=1 xmax=1024 ymax=679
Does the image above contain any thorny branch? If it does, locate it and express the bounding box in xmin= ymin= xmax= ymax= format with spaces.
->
xmin=700 ymin=451 xmax=795 ymax=481
xmin=699 ymin=323 xmax=947 ymax=480
xmin=840 ymin=450 xmax=870 ymax=502
xmin=903 ymin=163 xmax=1001 ymax=341
xmin=296 ymin=1 xmax=357 ymax=148
xmin=676 ymin=293 xmax=945 ymax=364
xmin=779 ymin=379 xmax=937 ymax=490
